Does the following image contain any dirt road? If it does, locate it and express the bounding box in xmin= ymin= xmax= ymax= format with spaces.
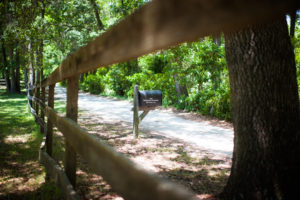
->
xmin=55 ymin=86 xmax=233 ymax=156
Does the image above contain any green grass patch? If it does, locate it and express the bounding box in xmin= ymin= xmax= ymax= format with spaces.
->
xmin=0 ymin=89 xmax=62 ymax=199
xmin=54 ymin=100 xmax=66 ymax=115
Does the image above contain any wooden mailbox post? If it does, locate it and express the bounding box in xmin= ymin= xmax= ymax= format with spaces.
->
xmin=133 ymin=85 xmax=162 ymax=138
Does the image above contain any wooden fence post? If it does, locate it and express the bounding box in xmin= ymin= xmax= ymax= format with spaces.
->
xmin=65 ymin=75 xmax=79 ymax=188
xmin=133 ymin=85 xmax=139 ymax=139
xmin=46 ymin=84 xmax=55 ymax=157
xmin=32 ymin=88 xmax=36 ymax=111
xmin=40 ymin=86 xmax=46 ymax=133
xmin=46 ymin=84 xmax=55 ymax=181
xmin=28 ymin=87 xmax=33 ymax=108
xmin=36 ymin=87 xmax=40 ymax=117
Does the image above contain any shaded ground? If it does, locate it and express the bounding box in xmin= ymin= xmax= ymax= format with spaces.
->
xmin=0 ymin=90 xmax=62 ymax=200
xmin=51 ymin=107 xmax=231 ymax=200
xmin=0 ymin=88 xmax=231 ymax=200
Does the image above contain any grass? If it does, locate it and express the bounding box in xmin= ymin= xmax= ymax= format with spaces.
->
xmin=0 ymin=89 xmax=62 ymax=199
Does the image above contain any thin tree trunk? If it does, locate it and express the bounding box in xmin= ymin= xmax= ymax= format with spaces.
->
xmin=221 ymin=17 xmax=300 ymax=199
xmin=80 ymin=74 xmax=84 ymax=83
xmin=24 ymin=69 xmax=28 ymax=88
xmin=89 ymin=0 xmax=104 ymax=30
xmin=213 ymin=33 xmax=222 ymax=45
xmin=9 ymin=45 xmax=16 ymax=93
xmin=28 ymin=42 xmax=35 ymax=87
xmin=289 ymin=11 xmax=297 ymax=38
xmin=15 ymin=46 xmax=20 ymax=93
xmin=39 ymin=0 xmax=45 ymax=85
xmin=1 ymin=39 xmax=10 ymax=92
xmin=5 ymin=70 xmax=10 ymax=92
xmin=173 ymin=74 xmax=188 ymax=103
xmin=9 ymin=67 xmax=16 ymax=93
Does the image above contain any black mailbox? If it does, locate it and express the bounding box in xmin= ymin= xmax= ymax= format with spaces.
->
xmin=138 ymin=90 xmax=162 ymax=110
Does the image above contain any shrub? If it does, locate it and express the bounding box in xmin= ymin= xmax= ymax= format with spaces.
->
xmin=86 ymin=74 xmax=104 ymax=94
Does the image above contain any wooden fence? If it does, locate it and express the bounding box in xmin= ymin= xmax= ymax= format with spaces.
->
xmin=26 ymin=0 xmax=299 ymax=199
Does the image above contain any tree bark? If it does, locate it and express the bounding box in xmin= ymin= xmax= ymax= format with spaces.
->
xmin=24 ymin=68 xmax=28 ymax=88
xmin=9 ymin=45 xmax=16 ymax=93
xmin=28 ymin=42 xmax=35 ymax=87
xmin=289 ymin=11 xmax=297 ymax=38
xmin=89 ymin=0 xmax=104 ymax=30
xmin=1 ymin=39 xmax=10 ymax=92
xmin=15 ymin=46 xmax=20 ymax=93
xmin=213 ymin=33 xmax=222 ymax=46
xmin=221 ymin=17 xmax=300 ymax=199
xmin=173 ymin=74 xmax=188 ymax=103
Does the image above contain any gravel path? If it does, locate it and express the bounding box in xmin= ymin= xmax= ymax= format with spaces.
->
xmin=55 ymin=86 xmax=233 ymax=156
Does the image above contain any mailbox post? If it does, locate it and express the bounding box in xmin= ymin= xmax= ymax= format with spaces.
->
xmin=133 ymin=85 xmax=162 ymax=138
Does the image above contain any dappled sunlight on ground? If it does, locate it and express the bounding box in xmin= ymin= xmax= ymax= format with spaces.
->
xmin=46 ymin=107 xmax=231 ymax=199
xmin=55 ymin=86 xmax=234 ymax=156
xmin=0 ymin=90 xmax=62 ymax=199
xmin=0 ymin=88 xmax=231 ymax=199
xmin=4 ymin=134 xmax=32 ymax=144
xmin=58 ymin=110 xmax=232 ymax=199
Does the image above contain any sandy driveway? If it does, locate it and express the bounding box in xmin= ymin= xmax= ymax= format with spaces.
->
xmin=55 ymin=86 xmax=233 ymax=156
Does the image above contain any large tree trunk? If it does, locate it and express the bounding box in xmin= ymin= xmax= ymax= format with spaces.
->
xmin=289 ymin=11 xmax=297 ymax=38
xmin=221 ymin=17 xmax=300 ymax=199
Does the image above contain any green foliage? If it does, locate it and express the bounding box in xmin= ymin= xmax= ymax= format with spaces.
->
xmin=170 ymin=39 xmax=231 ymax=119
xmin=104 ymin=61 xmax=139 ymax=96
xmin=105 ymin=66 xmax=130 ymax=96
xmin=80 ymin=37 xmax=231 ymax=120
xmin=128 ymin=71 xmax=177 ymax=106
xmin=1 ymin=0 xmax=233 ymax=120
xmin=148 ymin=53 xmax=168 ymax=74
xmin=80 ymin=68 xmax=108 ymax=94
xmin=86 ymin=74 xmax=105 ymax=94
xmin=294 ymin=19 xmax=300 ymax=98
xmin=182 ymin=83 xmax=231 ymax=120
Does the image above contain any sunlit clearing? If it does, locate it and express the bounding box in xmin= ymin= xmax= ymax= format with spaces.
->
xmin=4 ymin=134 xmax=31 ymax=144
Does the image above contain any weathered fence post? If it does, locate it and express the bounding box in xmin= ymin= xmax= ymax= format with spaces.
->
xmin=65 ymin=75 xmax=79 ymax=188
xmin=46 ymin=84 xmax=55 ymax=157
xmin=36 ymin=87 xmax=40 ymax=118
xmin=40 ymin=86 xmax=46 ymax=133
xmin=32 ymin=88 xmax=36 ymax=111
xmin=133 ymin=85 xmax=139 ymax=139
xmin=46 ymin=84 xmax=55 ymax=181
xmin=28 ymin=86 xmax=33 ymax=108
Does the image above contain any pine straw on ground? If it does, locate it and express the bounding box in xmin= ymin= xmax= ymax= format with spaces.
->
xmin=51 ymin=110 xmax=231 ymax=200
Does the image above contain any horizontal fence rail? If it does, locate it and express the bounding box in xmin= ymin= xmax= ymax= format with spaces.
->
xmin=39 ymin=134 xmax=79 ymax=200
xmin=25 ymin=0 xmax=300 ymax=199
xmin=42 ymin=0 xmax=299 ymax=87
xmin=45 ymin=106 xmax=194 ymax=200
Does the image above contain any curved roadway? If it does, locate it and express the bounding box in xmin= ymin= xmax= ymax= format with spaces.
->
xmin=55 ymin=86 xmax=233 ymax=156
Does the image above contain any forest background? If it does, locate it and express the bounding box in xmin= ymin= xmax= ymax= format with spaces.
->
xmin=1 ymin=0 xmax=299 ymax=121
